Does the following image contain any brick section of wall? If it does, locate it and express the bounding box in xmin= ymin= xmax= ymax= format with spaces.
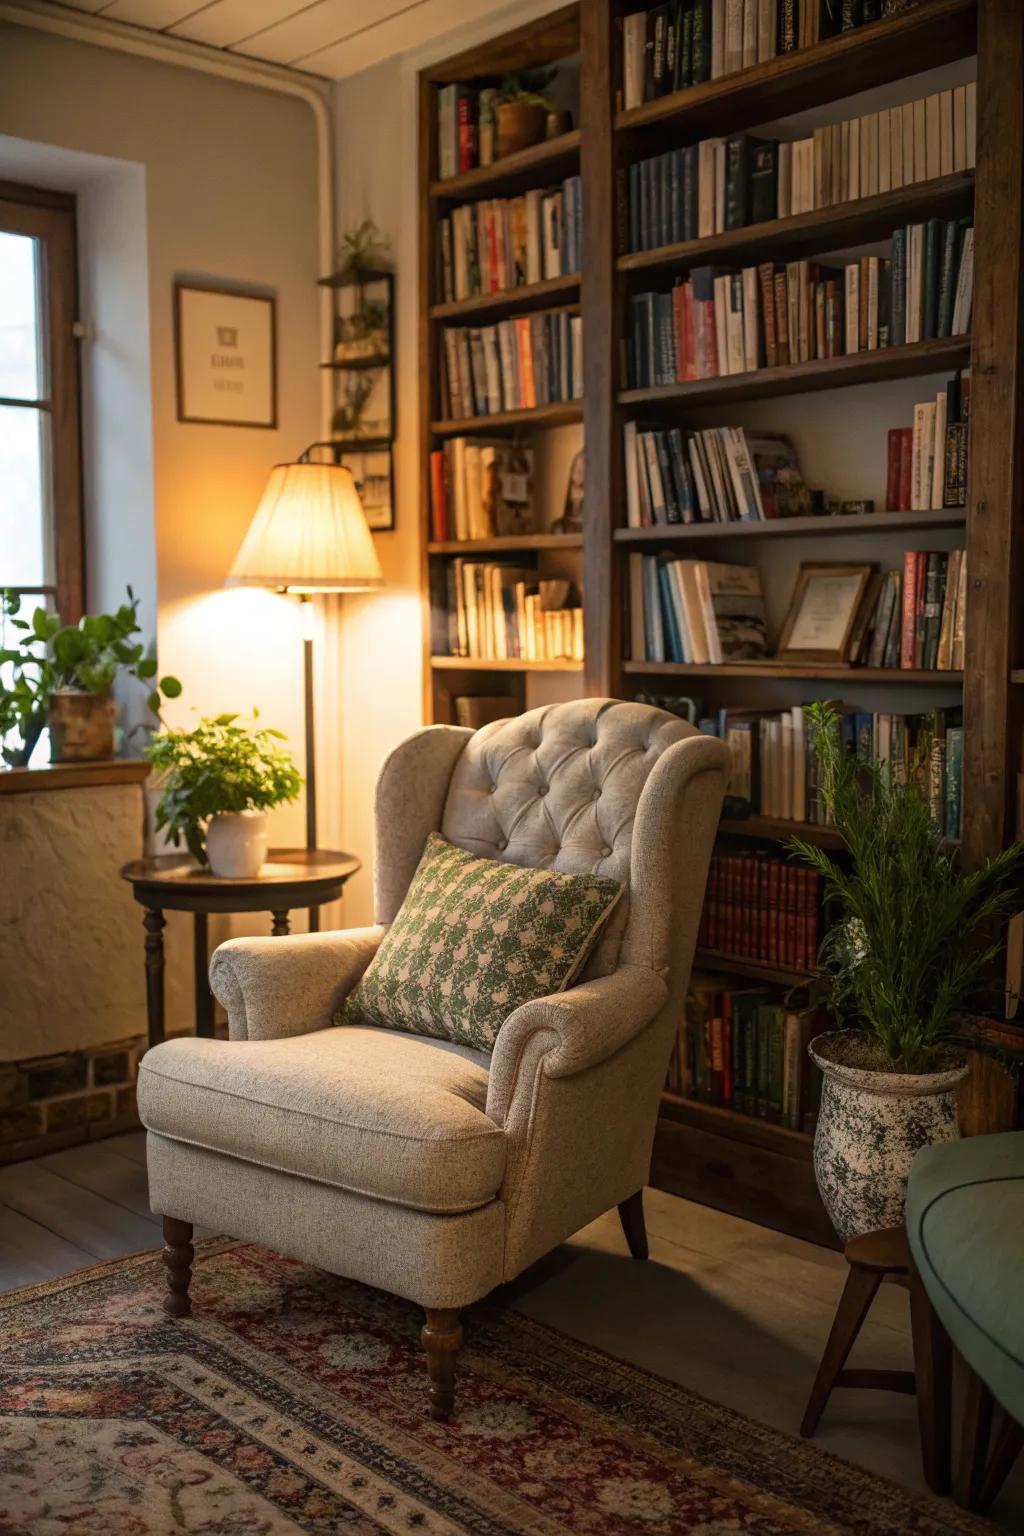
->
xmin=0 ymin=1035 xmax=145 ymax=1164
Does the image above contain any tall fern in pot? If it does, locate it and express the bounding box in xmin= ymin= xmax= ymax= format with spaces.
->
xmin=789 ymin=701 xmax=1024 ymax=1240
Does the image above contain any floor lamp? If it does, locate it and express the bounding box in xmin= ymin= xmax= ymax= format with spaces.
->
xmin=226 ymin=451 xmax=383 ymax=917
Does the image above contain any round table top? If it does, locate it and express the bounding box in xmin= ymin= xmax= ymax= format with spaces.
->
xmin=121 ymin=848 xmax=360 ymax=906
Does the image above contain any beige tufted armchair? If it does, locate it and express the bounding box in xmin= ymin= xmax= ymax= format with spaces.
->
xmin=138 ymin=699 xmax=729 ymax=1417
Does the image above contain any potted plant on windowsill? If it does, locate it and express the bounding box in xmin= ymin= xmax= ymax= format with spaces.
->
xmin=146 ymin=713 xmax=302 ymax=878
xmin=0 ymin=588 xmax=181 ymax=766
xmin=788 ymin=701 xmax=1024 ymax=1241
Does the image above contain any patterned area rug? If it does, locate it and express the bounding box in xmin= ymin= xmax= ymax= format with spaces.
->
xmin=0 ymin=1240 xmax=996 ymax=1535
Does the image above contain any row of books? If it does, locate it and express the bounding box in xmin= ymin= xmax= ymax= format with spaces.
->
xmin=628 ymin=555 xmax=768 ymax=663
xmin=626 ymin=221 xmax=974 ymax=386
xmin=624 ymin=424 xmax=811 ymax=527
xmin=621 ymin=0 xmax=896 ymax=111
xmin=887 ymin=372 xmax=970 ymax=512
xmin=438 ymin=179 xmax=582 ymax=304
xmin=440 ymin=312 xmax=582 ymax=422
xmin=430 ymin=564 xmax=583 ymax=661
xmin=436 ymin=83 xmax=574 ymax=181
xmin=698 ymin=851 xmax=822 ymax=970
xmin=625 ymin=83 xmax=975 ymax=252
xmin=700 ymin=703 xmax=964 ymax=836
xmin=859 ymin=550 xmax=967 ymax=672
xmin=429 ymin=440 xmax=534 ymax=543
xmin=669 ymin=981 xmax=825 ymax=1132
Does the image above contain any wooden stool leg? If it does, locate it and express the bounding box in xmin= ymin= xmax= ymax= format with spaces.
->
xmin=956 ymin=1363 xmax=995 ymax=1508
xmin=617 ymin=1190 xmax=649 ymax=1261
xmin=977 ymin=1413 xmax=1024 ymax=1514
xmin=801 ymin=1262 xmax=881 ymax=1437
xmin=162 ymin=1216 xmax=194 ymax=1318
xmin=908 ymin=1259 xmax=953 ymax=1495
xmin=422 ymin=1308 xmax=462 ymax=1420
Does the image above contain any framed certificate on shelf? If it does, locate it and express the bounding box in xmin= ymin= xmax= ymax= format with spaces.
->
xmin=776 ymin=563 xmax=875 ymax=664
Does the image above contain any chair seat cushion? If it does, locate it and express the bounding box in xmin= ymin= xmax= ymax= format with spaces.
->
xmin=137 ymin=1025 xmax=505 ymax=1215
xmin=906 ymin=1131 xmax=1024 ymax=1424
xmin=340 ymin=832 xmax=623 ymax=1051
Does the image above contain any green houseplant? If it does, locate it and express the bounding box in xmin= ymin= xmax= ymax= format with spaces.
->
xmin=0 ymin=588 xmax=181 ymax=766
xmin=496 ymin=69 xmax=557 ymax=158
xmin=788 ymin=700 xmax=1024 ymax=1239
xmin=147 ymin=713 xmax=302 ymax=877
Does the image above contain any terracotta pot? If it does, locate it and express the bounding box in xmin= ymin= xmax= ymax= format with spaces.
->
xmin=809 ymin=1030 xmax=968 ymax=1241
xmin=206 ymin=810 xmax=269 ymax=879
xmin=496 ymin=101 xmax=547 ymax=159
xmin=48 ymin=689 xmax=116 ymax=762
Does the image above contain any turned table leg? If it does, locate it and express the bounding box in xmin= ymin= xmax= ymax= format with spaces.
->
xmin=162 ymin=1216 xmax=194 ymax=1317
xmin=271 ymin=910 xmax=291 ymax=936
xmin=422 ymin=1308 xmax=463 ymax=1420
xmin=143 ymin=908 xmax=166 ymax=1050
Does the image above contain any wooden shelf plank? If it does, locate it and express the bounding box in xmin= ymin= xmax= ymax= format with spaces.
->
xmin=694 ymin=948 xmax=810 ymax=987
xmin=614 ymin=508 xmax=967 ymax=543
xmin=718 ymin=815 xmax=845 ymax=848
xmin=661 ymin=1091 xmax=813 ymax=1152
xmin=623 ymin=660 xmax=963 ymax=683
xmin=430 ymin=274 xmax=579 ymax=322
xmin=427 ymin=533 xmax=583 ymax=554
xmin=620 ymin=337 xmax=971 ymax=409
xmin=431 ymin=400 xmax=583 ymax=436
xmin=429 ymin=131 xmax=581 ymax=201
xmin=619 ymin=173 xmax=975 ymax=280
xmin=430 ymin=655 xmax=583 ymax=672
xmin=615 ymin=0 xmax=977 ymax=139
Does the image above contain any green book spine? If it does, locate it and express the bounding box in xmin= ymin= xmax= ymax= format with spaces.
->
xmin=679 ymin=7 xmax=694 ymax=91
xmin=936 ymin=220 xmax=959 ymax=338
xmin=923 ymin=219 xmax=941 ymax=340
xmin=768 ymin=1008 xmax=785 ymax=1123
xmin=690 ymin=0 xmax=710 ymax=84
xmin=946 ymin=726 xmax=963 ymax=841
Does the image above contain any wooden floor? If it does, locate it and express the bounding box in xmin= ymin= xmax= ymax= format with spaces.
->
xmin=1 ymin=1132 xmax=1021 ymax=1529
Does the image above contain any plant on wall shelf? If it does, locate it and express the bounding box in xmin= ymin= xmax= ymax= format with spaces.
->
xmin=0 ymin=588 xmax=181 ymax=766
xmin=335 ymin=219 xmax=391 ymax=283
xmin=497 ymin=67 xmax=557 ymax=110
xmin=331 ymin=375 xmax=377 ymax=439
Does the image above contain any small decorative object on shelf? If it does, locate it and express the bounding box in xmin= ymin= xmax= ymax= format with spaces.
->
xmin=146 ymin=712 xmax=302 ymax=878
xmin=553 ymin=449 xmax=584 ymax=534
xmin=0 ymin=588 xmax=181 ymax=767
xmin=495 ymin=69 xmax=557 ymax=158
xmin=788 ymin=701 xmax=1024 ymax=1241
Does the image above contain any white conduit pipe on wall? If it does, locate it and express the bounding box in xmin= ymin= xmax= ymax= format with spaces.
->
xmin=0 ymin=0 xmax=336 ymax=438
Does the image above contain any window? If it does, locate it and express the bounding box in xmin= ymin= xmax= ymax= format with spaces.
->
xmin=0 ymin=184 xmax=83 ymax=622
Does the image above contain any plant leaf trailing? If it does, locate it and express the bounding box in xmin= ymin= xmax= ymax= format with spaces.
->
xmin=787 ymin=700 xmax=1024 ymax=1073
xmin=146 ymin=712 xmax=302 ymax=865
xmin=498 ymin=68 xmax=558 ymax=111
xmin=0 ymin=588 xmax=181 ymax=766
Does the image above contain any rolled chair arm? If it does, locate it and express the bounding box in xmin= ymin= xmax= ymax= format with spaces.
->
xmin=485 ymin=964 xmax=668 ymax=1125
xmin=209 ymin=925 xmax=386 ymax=1041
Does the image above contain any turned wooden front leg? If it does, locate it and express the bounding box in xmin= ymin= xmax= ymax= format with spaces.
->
xmin=422 ymin=1308 xmax=463 ymax=1420
xmin=143 ymin=908 xmax=166 ymax=1049
xmin=162 ymin=1216 xmax=194 ymax=1317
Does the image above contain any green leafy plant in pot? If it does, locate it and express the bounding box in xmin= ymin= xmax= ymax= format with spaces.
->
xmin=146 ymin=712 xmax=302 ymax=878
xmin=495 ymin=68 xmax=557 ymax=159
xmin=788 ymin=700 xmax=1024 ymax=1240
xmin=0 ymin=588 xmax=181 ymax=766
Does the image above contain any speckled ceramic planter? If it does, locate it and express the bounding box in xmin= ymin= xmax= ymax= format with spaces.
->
xmin=809 ymin=1031 xmax=968 ymax=1242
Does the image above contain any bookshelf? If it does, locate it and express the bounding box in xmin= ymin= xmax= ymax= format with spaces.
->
xmin=419 ymin=0 xmax=1024 ymax=1245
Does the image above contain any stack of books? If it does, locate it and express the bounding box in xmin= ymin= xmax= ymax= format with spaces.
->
xmin=438 ymin=178 xmax=582 ymax=301
xmin=626 ymin=219 xmax=974 ymax=386
xmin=441 ymin=311 xmax=583 ymax=420
xmin=624 ymin=424 xmax=811 ymax=526
xmin=698 ymin=851 xmax=821 ymax=970
xmin=429 ymin=440 xmax=534 ymax=542
xmin=626 ymin=84 xmax=976 ymax=251
xmin=856 ymin=550 xmax=967 ymax=671
xmin=668 ymin=978 xmax=826 ymax=1133
xmin=887 ymin=371 xmax=970 ymax=510
xmin=621 ymin=0 xmax=899 ymax=110
xmin=431 ymin=563 xmax=583 ymax=662
xmin=628 ymin=556 xmax=769 ymax=663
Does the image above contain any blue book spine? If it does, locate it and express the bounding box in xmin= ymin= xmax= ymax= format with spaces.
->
xmin=657 ymin=560 xmax=684 ymax=662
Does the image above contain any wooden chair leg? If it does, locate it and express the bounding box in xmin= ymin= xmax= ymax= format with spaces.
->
xmin=908 ymin=1258 xmax=953 ymax=1495
xmin=801 ymin=1262 xmax=881 ymax=1438
xmin=956 ymin=1363 xmax=995 ymax=1508
xmin=976 ymin=1412 xmax=1024 ymax=1514
xmin=422 ymin=1308 xmax=462 ymax=1421
xmin=162 ymin=1216 xmax=194 ymax=1317
xmin=617 ymin=1189 xmax=648 ymax=1261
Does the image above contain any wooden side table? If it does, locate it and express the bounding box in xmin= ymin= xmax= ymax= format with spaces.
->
xmin=121 ymin=849 xmax=360 ymax=1048
xmin=801 ymin=1225 xmax=952 ymax=1494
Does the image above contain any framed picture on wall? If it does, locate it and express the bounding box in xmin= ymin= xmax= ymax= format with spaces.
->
xmin=337 ymin=447 xmax=394 ymax=532
xmin=174 ymin=282 xmax=277 ymax=428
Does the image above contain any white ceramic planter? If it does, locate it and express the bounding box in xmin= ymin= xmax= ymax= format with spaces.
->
xmin=809 ymin=1030 xmax=968 ymax=1242
xmin=206 ymin=810 xmax=269 ymax=879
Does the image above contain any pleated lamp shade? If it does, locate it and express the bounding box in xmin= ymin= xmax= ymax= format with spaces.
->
xmin=227 ymin=460 xmax=384 ymax=593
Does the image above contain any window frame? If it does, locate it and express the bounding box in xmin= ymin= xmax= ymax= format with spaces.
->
xmin=0 ymin=181 xmax=84 ymax=623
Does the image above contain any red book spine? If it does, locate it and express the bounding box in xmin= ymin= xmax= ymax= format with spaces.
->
xmin=429 ymin=450 xmax=447 ymax=541
xmin=672 ymin=284 xmax=687 ymax=383
xmin=886 ymin=428 xmax=902 ymax=511
xmin=768 ymin=860 xmax=780 ymax=962
xmin=721 ymin=992 xmax=733 ymax=1106
xmin=900 ymin=550 xmax=918 ymax=668
xmin=683 ymin=284 xmax=695 ymax=381
xmin=738 ymin=856 xmax=749 ymax=957
xmin=914 ymin=550 xmax=927 ymax=667
xmin=778 ymin=865 xmax=789 ymax=967
xmin=897 ymin=427 xmax=913 ymax=511
xmin=759 ymin=860 xmax=769 ymax=960
xmin=703 ymin=299 xmax=719 ymax=378
xmin=457 ymin=93 xmax=475 ymax=174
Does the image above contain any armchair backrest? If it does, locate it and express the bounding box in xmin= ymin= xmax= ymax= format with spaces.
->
xmin=374 ymin=699 xmax=729 ymax=1007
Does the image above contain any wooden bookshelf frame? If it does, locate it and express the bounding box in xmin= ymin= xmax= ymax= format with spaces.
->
xmin=419 ymin=0 xmax=1022 ymax=1244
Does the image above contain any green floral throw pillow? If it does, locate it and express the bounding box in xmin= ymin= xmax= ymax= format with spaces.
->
xmin=339 ymin=833 xmax=623 ymax=1052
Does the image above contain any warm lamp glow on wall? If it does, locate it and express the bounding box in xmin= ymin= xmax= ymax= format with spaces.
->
xmin=227 ymin=454 xmax=383 ymax=870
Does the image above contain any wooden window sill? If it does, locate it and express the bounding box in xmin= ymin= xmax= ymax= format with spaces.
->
xmin=0 ymin=760 xmax=151 ymax=795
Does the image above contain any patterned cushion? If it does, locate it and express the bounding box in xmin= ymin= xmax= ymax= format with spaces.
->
xmin=339 ymin=833 xmax=623 ymax=1051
